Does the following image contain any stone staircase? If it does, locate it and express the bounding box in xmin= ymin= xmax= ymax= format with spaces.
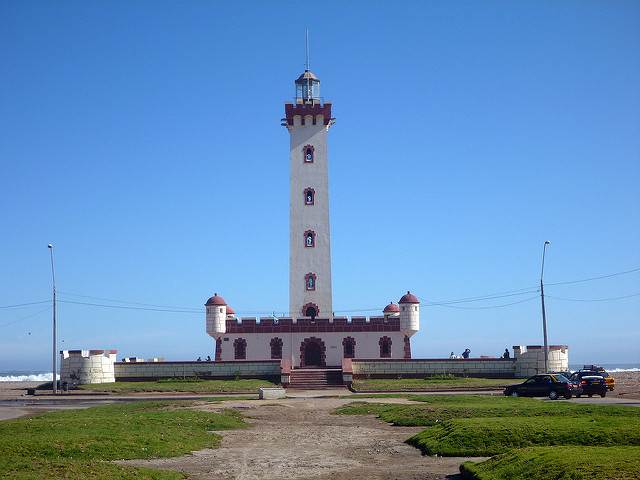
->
xmin=288 ymin=368 xmax=345 ymax=389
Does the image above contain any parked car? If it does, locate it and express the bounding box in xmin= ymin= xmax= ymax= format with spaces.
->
xmin=553 ymin=371 xmax=583 ymax=396
xmin=504 ymin=373 xmax=574 ymax=400
xmin=581 ymin=365 xmax=615 ymax=391
xmin=569 ymin=371 xmax=607 ymax=398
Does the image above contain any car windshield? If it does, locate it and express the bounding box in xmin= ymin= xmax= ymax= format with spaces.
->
xmin=552 ymin=374 xmax=569 ymax=383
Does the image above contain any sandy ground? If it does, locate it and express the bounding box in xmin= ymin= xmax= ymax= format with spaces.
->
xmin=610 ymin=371 xmax=640 ymax=399
xmin=123 ymin=396 xmax=483 ymax=480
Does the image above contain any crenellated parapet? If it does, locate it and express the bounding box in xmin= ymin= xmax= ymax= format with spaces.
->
xmin=224 ymin=316 xmax=401 ymax=334
xmin=60 ymin=349 xmax=117 ymax=385
xmin=284 ymin=102 xmax=333 ymax=126
xmin=513 ymin=345 xmax=569 ymax=377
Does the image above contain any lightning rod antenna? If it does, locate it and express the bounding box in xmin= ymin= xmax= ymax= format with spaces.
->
xmin=305 ymin=28 xmax=310 ymax=71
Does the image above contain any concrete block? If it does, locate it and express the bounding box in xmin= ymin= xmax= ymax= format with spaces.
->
xmin=258 ymin=387 xmax=286 ymax=400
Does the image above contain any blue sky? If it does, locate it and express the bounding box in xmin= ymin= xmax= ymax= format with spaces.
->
xmin=1 ymin=1 xmax=639 ymax=370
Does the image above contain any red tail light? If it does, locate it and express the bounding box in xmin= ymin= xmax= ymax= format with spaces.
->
xmin=581 ymin=380 xmax=587 ymax=385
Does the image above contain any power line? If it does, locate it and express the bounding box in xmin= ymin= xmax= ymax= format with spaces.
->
xmin=0 ymin=306 xmax=51 ymax=328
xmin=5 ymin=265 xmax=638 ymax=317
xmin=433 ymin=295 xmax=540 ymax=310
xmin=59 ymin=291 xmax=201 ymax=311
xmin=0 ymin=300 xmax=50 ymax=309
xmin=546 ymin=266 xmax=640 ymax=287
xmin=547 ymin=292 xmax=640 ymax=302
xmin=58 ymin=299 xmax=201 ymax=314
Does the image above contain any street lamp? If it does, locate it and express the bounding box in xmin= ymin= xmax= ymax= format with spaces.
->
xmin=540 ymin=241 xmax=551 ymax=373
xmin=48 ymin=244 xmax=57 ymax=394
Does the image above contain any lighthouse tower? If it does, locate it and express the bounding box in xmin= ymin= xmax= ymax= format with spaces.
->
xmin=283 ymin=60 xmax=334 ymax=319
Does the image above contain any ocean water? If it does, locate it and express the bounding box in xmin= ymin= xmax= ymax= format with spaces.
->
xmin=0 ymin=371 xmax=60 ymax=382
xmin=568 ymin=363 xmax=640 ymax=373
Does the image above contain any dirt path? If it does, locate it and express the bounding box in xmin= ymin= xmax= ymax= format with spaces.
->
xmin=123 ymin=397 xmax=484 ymax=480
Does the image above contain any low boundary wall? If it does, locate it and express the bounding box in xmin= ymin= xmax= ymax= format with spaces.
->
xmin=350 ymin=345 xmax=569 ymax=380
xmin=61 ymin=344 xmax=568 ymax=385
xmin=114 ymin=360 xmax=280 ymax=382
xmin=351 ymin=358 xmax=516 ymax=379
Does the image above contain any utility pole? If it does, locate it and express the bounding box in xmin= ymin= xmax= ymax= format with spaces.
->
xmin=540 ymin=241 xmax=551 ymax=373
xmin=48 ymin=244 xmax=57 ymax=394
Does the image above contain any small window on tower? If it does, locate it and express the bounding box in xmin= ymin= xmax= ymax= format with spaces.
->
xmin=305 ymin=273 xmax=316 ymax=291
xmin=304 ymin=188 xmax=315 ymax=205
xmin=304 ymin=230 xmax=315 ymax=248
xmin=303 ymin=145 xmax=314 ymax=163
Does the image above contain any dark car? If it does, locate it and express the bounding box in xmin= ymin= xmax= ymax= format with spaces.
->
xmin=581 ymin=365 xmax=615 ymax=391
xmin=569 ymin=372 xmax=607 ymax=398
xmin=504 ymin=374 xmax=574 ymax=400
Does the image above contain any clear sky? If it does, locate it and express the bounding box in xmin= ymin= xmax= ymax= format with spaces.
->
xmin=1 ymin=1 xmax=639 ymax=371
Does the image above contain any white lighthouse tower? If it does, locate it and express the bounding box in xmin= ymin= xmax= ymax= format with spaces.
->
xmin=283 ymin=54 xmax=335 ymax=319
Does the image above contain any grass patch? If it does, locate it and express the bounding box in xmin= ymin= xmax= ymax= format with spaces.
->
xmin=352 ymin=377 xmax=518 ymax=392
xmin=336 ymin=394 xmax=640 ymax=426
xmin=79 ymin=378 xmax=276 ymax=393
xmin=460 ymin=446 xmax=640 ymax=480
xmin=0 ymin=400 xmax=245 ymax=479
xmin=408 ymin=415 xmax=640 ymax=456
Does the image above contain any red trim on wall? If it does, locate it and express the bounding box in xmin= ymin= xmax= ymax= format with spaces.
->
xmin=270 ymin=337 xmax=283 ymax=360
xmin=403 ymin=335 xmax=411 ymax=359
xmin=303 ymin=144 xmax=315 ymax=163
xmin=304 ymin=188 xmax=315 ymax=205
xmin=215 ymin=337 xmax=222 ymax=362
xmin=225 ymin=316 xmax=401 ymax=333
xmin=342 ymin=336 xmax=356 ymax=359
xmin=285 ymin=103 xmax=333 ymax=126
xmin=233 ymin=338 xmax=247 ymax=360
xmin=304 ymin=272 xmax=317 ymax=291
xmin=299 ymin=337 xmax=326 ymax=367
xmin=303 ymin=230 xmax=316 ymax=248
xmin=301 ymin=303 xmax=319 ymax=317
xmin=379 ymin=336 xmax=392 ymax=358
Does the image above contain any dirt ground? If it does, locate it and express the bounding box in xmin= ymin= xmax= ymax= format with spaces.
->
xmin=123 ymin=396 xmax=484 ymax=480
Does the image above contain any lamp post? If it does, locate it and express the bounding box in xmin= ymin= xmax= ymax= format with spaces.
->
xmin=540 ymin=241 xmax=551 ymax=373
xmin=48 ymin=244 xmax=57 ymax=394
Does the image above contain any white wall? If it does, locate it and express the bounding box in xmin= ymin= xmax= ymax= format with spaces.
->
xmin=60 ymin=350 xmax=116 ymax=384
xmin=288 ymin=113 xmax=333 ymax=318
xmin=217 ymin=331 xmax=406 ymax=367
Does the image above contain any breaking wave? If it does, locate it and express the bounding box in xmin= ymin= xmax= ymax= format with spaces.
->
xmin=0 ymin=373 xmax=60 ymax=382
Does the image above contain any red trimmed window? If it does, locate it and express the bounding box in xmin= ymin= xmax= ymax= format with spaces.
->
xmin=305 ymin=272 xmax=316 ymax=291
xmin=379 ymin=336 xmax=392 ymax=358
xmin=304 ymin=230 xmax=315 ymax=248
xmin=303 ymin=145 xmax=314 ymax=163
xmin=234 ymin=338 xmax=247 ymax=360
xmin=302 ymin=303 xmax=319 ymax=318
xmin=270 ymin=337 xmax=283 ymax=359
xmin=343 ymin=337 xmax=356 ymax=359
xmin=304 ymin=188 xmax=315 ymax=205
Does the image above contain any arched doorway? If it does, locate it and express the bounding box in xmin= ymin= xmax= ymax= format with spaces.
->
xmin=299 ymin=337 xmax=326 ymax=367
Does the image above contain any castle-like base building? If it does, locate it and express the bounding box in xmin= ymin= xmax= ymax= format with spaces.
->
xmin=205 ymin=292 xmax=419 ymax=367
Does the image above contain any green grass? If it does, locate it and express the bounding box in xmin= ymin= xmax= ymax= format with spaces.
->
xmin=352 ymin=377 xmax=518 ymax=392
xmin=460 ymin=446 xmax=640 ymax=480
xmin=79 ymin=378 xmax=276 ymax=393
xmin=0 ymin=400 xmax=245 ymax=479
xmin=336 ymin=394 xmax=640 ymax=426
xmin=408 ymin=416 xmax=640 ymax=456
